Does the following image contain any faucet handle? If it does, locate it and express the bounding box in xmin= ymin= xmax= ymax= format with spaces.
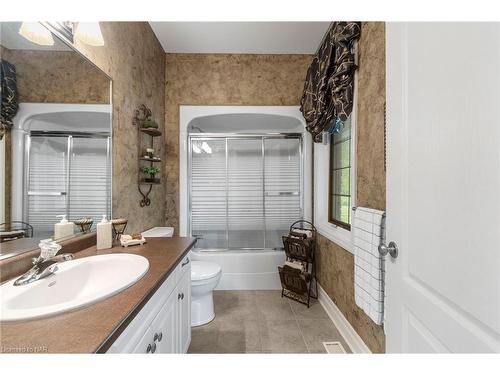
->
xmin=39 ymin=239 xmax=62 ymax=260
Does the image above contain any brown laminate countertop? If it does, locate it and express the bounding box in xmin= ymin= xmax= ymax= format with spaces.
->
xmin=0 ymin=236 xmax=196 ymax=353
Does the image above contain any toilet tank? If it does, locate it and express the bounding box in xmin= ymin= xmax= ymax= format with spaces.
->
xmin=141 ymin=227 xmax=174 ymax=237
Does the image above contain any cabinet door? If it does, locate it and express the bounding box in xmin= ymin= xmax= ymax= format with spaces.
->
xmin=177 ymin=268 xmax=191 ymax=353
xmin=131 ymin=324 xmax=155 ymax=354
xmin=153 ymin=291 xmax=177 ymax=354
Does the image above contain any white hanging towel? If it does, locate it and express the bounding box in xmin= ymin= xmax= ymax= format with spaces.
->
xmin=352 ymin=206 xmax=386 ymax=325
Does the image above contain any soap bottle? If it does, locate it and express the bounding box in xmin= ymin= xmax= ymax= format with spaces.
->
xmin=54 ymin=215 xmax=75 ymax=240
xmin=97 ymin=215 xmax=113 ymax=250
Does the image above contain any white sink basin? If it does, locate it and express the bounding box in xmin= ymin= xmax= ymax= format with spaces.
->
xmin=0 ymin=253 xmax=149 ymax=322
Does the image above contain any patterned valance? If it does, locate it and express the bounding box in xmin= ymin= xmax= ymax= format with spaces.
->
xmin=0 ymin=59 xmax=19 ymax=140
xmin=300 ymin=22 xmax=361 ymax=142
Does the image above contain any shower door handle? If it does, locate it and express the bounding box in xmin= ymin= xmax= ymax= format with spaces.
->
xmin=28 ymin=191 xmax=67 ymax=196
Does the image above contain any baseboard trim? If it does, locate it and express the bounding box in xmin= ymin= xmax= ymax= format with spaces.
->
xmin=317 ymin=283 xmax=372 ymax=354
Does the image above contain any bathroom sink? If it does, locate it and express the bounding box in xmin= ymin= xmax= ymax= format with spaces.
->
xmin=0 ymin=253 xmax=149 ymax=322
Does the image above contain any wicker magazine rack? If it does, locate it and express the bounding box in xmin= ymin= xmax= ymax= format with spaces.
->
xmin=278 ymin=220 xmax=318 ymax=308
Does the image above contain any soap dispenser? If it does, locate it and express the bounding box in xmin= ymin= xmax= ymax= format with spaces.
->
xmin=54 ymin=215 xmax=75 ymax=240
xmin=97 ymin=215 xmax=113 ymax=250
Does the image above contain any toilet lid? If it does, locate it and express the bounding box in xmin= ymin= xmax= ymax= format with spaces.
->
xmin=191 ymin=261 xmax=221 ymax=281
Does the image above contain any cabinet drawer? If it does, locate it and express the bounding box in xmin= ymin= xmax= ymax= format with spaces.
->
xmin=107 ymin=269 xmax=178 ymax=353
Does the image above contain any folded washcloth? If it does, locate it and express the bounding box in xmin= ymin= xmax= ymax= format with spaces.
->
xmin=285 ymin=260 xmax=306 ymax=272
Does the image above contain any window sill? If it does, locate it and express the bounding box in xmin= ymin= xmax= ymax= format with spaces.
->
xmin=315 ymin=221 xmax=353 ymax=254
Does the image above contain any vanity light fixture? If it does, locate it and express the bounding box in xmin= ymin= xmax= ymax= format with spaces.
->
xmin=18 ymin=22 xmax=54 ymax=46
xmin=75 ymin=22 xmax=104 ymax=46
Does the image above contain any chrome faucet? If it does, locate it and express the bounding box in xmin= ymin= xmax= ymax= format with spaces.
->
xmin=14 ymin=240 xmax=75 ymax=286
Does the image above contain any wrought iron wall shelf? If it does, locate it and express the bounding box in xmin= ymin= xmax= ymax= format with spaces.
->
xmin=139 ymin=180 xmax=161 ymax=185
xmin=140 ymin=128 xmax=162 ymax=137
xmin=140 ymin=157 xmax=162 ymax=163
xmin=134 ymin=104 xmax=162 ymax=207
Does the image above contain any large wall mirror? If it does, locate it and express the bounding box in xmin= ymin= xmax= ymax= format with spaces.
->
xmin=0 ymin=22 xmax=112 ymax=259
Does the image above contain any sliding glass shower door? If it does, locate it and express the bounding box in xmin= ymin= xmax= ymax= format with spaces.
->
xmin=26 ymin=133 xmax=111 ymax=237
xmin=26 ymin=136 xmax=68 ymax=236
xmin=189 ymin=135 xmax=302 ymax=250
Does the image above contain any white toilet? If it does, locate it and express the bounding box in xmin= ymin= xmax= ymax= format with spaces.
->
xmin=190 ymin=261 xmax=221 ymax=327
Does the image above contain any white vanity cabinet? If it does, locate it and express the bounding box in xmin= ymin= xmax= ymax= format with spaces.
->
xmin=107 ymin=254 xmax=191 ymax=354
xmin=177 ymin=268 xmax=191 ymax=353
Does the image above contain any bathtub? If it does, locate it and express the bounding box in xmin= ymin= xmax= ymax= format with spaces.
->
xmin=190 ymin=250 xmax=286 ymax=290
xmin=179 ymin=106 xmax=312 ymax=291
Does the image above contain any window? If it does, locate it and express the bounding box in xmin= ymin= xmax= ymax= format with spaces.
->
xmin=328 ymin=116 xmax=352 ymax=230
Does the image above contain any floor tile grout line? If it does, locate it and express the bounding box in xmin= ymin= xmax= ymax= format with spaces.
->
xmin=287 ymin=296 xmax=312 ymax=353
xmin=253 ymin=292 xmax=264 ymax=353
xmin=294 ymin=313 xmax=311 ymax=353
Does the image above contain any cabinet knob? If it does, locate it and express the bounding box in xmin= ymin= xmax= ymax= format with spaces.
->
xmin=181 ymin=258 xmax=190 ymax=267
xmin=178 ymin=293 xmax=182 ymax=300
xmin=157 ymin=332 xmax=163 ymax=342
xmin=154 ymin=332 xmax=163 ymax=342
xmin=146 ymin=344 xmax=152 ymax=353
xmin=151 ymin=342 xmax=156 ymax=353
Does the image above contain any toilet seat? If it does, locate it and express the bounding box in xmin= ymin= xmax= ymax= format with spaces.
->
xmin=191 ymin=261 xmax=221 ymax=282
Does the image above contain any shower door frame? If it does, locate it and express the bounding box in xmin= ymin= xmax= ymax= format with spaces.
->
xmin=188 ymin=132 xmax=304 ymax=251
xmin=23 ymin=131 xmax=112 ymax=225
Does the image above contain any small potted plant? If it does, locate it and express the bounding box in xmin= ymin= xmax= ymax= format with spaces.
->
xmin=143 ymin=166 xmax=160 ymax=183
xmin=143 ymin=117 xmax=159 ymax=129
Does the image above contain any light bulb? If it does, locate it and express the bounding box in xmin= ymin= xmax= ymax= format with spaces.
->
xmin=18 ymin=22 xmax=54 ymax=46
xmin=201 ymin=142 xmax=212 ymax=154
xmin=75 ymin=22 xmax=104 ymax=46
xmin=192 ymin=144 xmax=201 ymax=154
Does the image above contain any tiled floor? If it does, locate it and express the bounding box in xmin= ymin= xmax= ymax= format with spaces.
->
xmin=188 ymin=290 xmax=351 ymax=354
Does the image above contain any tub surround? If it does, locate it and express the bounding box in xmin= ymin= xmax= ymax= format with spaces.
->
xmin=315 ymin=22 xmax=386 ymax=353
xmin=0 ymin=237 xmax=195 ymax=353
xmin=165 ymin=53 xmax=312 ymax=233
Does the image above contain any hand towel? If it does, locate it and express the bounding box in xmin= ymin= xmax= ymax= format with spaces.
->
xmin=352 ymin=206 xmax=386 ymax=325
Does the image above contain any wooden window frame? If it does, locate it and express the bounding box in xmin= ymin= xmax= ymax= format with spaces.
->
xmin=328 ymin=125 xmax=352 ymax=231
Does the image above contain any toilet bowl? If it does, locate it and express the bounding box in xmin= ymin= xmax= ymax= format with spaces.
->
xmin=191 ymin=261 xmax=221 ymax=327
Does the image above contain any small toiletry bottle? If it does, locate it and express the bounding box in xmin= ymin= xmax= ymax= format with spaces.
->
xmin=54 ymin=215 xmax=75 ymax=240
xmin=97 ymin=215 xmax=113 ymax=250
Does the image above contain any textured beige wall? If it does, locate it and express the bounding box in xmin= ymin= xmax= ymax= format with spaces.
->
xmin=356 ymin=22 xmax=386 ymax=210
xmin=164 ymin=53 xmax=312 ymax=231
xmin=71 ymin=22 xmax=166 ymax=233
xmin=1 ymin=47 xmax=109 ymax=104
xmin=315 ymin=22 xmax=386 ymax=353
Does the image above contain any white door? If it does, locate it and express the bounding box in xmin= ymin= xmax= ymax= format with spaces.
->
xmin=385 ymin=22 xmax=500 ymax=353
